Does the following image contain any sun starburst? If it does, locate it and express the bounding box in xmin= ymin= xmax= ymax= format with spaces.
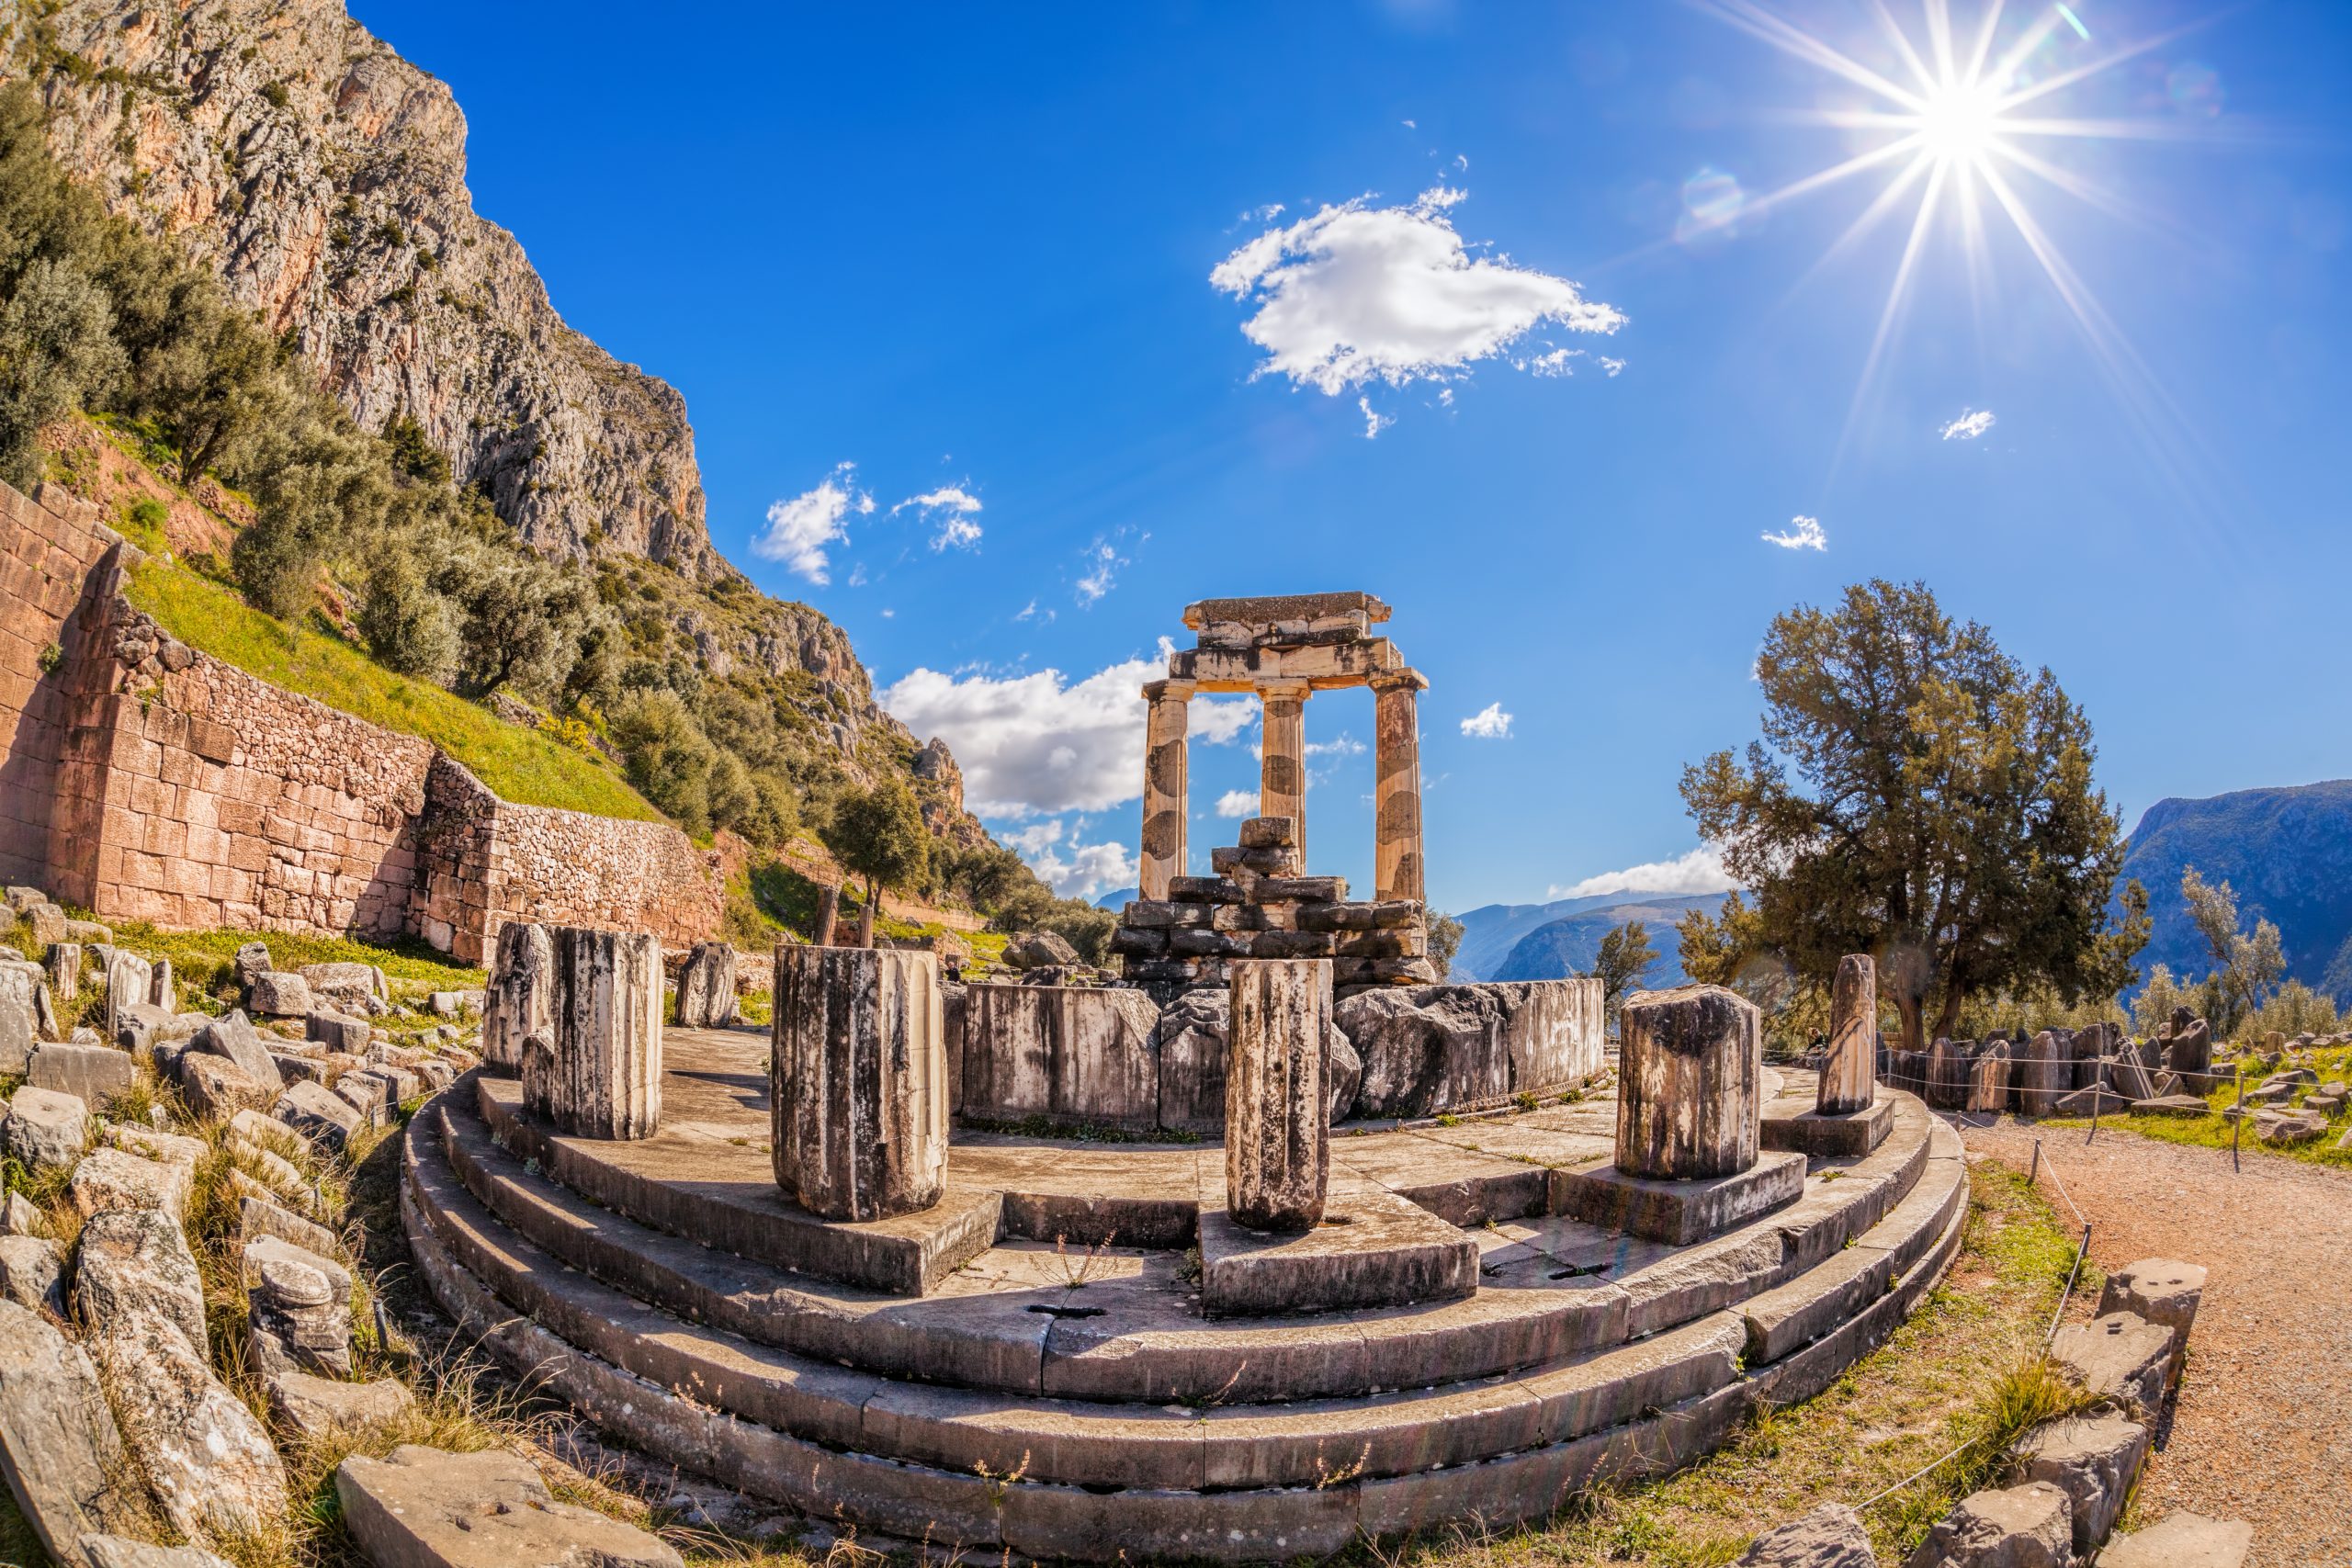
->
xmin=1695 ymin=0 xmax=2222 ymax=479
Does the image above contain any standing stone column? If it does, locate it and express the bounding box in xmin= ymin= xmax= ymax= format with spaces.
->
xmin=1371 ymin=671 xmax=1427 ymax=903
xmin=772 ymin=945 xmax=947 ymax=1222
xmin=673 ymin=941 xmax=738 ymax=1030
xmin=1819 ymin=953 xmax=1877 ymax=1113
xmin=2014 ymin=1030 xmax=2073 ymax=1118
xmin=812 ymin=885 xmax=839 ymax=948
xmin=1616 ymin=984 xmax=1761 ymax=1179
xmin=1138 ymin=678 xmax=1194 ymax=902
xmin=1258 ymin=680 xmax=1310 ymax=869
xmin=523 ymin=927 xmax=662 ymax=1139
xmin=481 ymin=921 xmax=553 ymax=1076
xmin=1225 ymin=958 xmax=1331 ymax=1232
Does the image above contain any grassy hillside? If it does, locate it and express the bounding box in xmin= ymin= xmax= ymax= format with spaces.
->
xmin=125 ymin=558 xmax=665 ymax=823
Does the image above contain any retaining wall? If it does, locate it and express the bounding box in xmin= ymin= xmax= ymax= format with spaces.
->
xmin=0 ymin=478 xmax=722 ymax=960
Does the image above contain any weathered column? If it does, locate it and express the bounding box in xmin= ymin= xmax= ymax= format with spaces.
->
xmin=1258 ymin=680 xmax=1309 ymax=869
xmin=481 ymin=921 xmax=553 ymax=1076
xmin=1818 ymin=953 xmax=1877 ymax=1113
xmin=812 ymin=885 xmax=839 ymax=947
xmin=523 ymin=927 xmax=662 ymax=1139
xmin=2014 ymin=1030 xmax=2073 ymax=1118
xmin=1225 ymin=958 xmax=1331 ymax=1232
xmin=1615 ymin=984 xmax=1760 ymax=1179
xmin=1966 ymin=1042 xmax=2013 ymax=1112
xmin=1371 ymin=670 xmax=1427 ymax=903
xmin=1927 ymin=1037 xmax=1971 ymax=1111
xmin=673 ymin=941 xmax=738 ymax=1030
xmin=1138 ymin=677 xmax=1193 ymax=902
xmin=772 ymin=945 xmax=947 ymax=1221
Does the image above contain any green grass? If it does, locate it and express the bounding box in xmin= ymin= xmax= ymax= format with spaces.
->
xmin=2043 ymin=1043 xmax=2352 ymax=1172
xmin=103 ymin=920 xmax=485 ymax=1015
xmin=124 ymin=560 xmax=665 ymax=823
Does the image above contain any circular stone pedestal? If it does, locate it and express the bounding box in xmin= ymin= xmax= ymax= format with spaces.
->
xmin=401 ymin=1029 xmax=1967 ymax=1562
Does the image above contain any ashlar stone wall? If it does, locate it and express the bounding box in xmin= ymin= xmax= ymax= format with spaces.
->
xmin=0 ymin=478 xmax=722 ymax=960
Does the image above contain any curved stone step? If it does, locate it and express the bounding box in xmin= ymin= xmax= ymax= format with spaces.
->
xmin=438 ymin=1078 xmax=1937 ymax=1404
xmin=401 ymin=1111 xmax=1970 ymax=1562
xmin=408 ymin=1102 xmax=1965 ymax=1495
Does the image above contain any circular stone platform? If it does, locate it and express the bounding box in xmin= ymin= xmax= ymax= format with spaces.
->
xmin=401 ymin=1027 xmax=1966 ymax=1561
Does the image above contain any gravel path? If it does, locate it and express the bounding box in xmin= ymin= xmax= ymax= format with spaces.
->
xmin=1959 ymin=1117 xmax=2352 ymax=1566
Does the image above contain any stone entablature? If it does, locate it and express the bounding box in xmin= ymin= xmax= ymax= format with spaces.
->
xmin=0 ymin=477 xmax=723 ymax=962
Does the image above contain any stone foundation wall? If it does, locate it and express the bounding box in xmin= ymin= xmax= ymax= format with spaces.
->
xmin=0 ymin=478 xmax=722 ymax=959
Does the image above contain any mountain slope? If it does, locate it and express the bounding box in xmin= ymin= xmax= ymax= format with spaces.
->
xmin=1453 ymin=892 xmax=1717 ymax=981
xmin=1490 ymin=894 xmax=1727 ymax=986
xmin=2118 ymin=780 xmax=2352 ymax=1002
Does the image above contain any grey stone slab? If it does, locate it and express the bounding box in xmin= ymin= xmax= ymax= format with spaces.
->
xmin=1555 ymin=1148 xmax=1806 ymax=1246
xmin=2051 ymin=1310 xmax=2174 ymax=1416
xmin=1735 ymin=1503 xmax=1879 ymax=1566
xmin=2012 ymin=1411 xmax=2148 ymax=1553
xmin=0 ymin=1299 xmax=144 ymax=1563
xmin=1759 ymin=1096 xmax=1894 ymax=1157
xmin=1199 ymin=1186 xmax=1476 ymax=1318
xmin=2098 ymin=1513 xmax=2252 ymax=1568
xmin=1903 ymin=1482 xmax=2070 ymax=1568
xmin=27 ymin=1044 xmax=134 ymax=1109
xmin=338 ymin=1445 xmax=682 ymax=1568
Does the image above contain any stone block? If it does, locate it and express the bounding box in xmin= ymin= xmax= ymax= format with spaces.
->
xmin=2013 ymin=1411 xmax=2149 ymax=1554
xmin=1819 ymin=955 xmax=1877 ymax=1115
xmin=1759 ymin=1096 xmax=1894 ymax=1157
xmin=273 ymin=1078 xmax=363 ymax=1151
xmin=1225 ymin=959 xmax=1332 ymax=1233
xmin=481 ymin=920 xmax=553 ymax=1075
xmin=1555 ymin=1148 xmax=1807 ymax=1246
xmin=1903 ymin=1483 xmax=2070 ymax=1568
xmin=1735 ymin=1503 xmax=1878 ymax=1566
xmin=2014 ymin=1031 xmax=2074 ymax=1118
xmin=4 ymin=1084 xmax=89 ymax=1173
xmin=523 ymin=927 xmax=662 ymax=1141
xmin=1199 ymin=1186 xmax=1476 ymax=1319
xmin=192 ymin=1009 xmax=284 ymax=1092
xmin=67 ymin=1147 xmax=190 ymax=1220
xmin=1966 ymin=1043 xmax=2013 ymax=1112
xmin=772 ymin=946 xmax=947 ymax=1222
xmin=0 ymin=1298 xmax=145 ymax=1562
xmin=959 ymin=982 xmax=1161 ymax=1130
xmin=0 ymin=1234 xmax=64 ymax=1314
xmin=2051 ymin=1310 xmax=2174 ymax=1416
xmin=672 ymin=940 xmax=738 ymax=1029
xmin=306 ymin=1010 xmax=371 ymax=1055
xmin=2097 ymin=1258 xmax=2205 ymax=1380
xmin=247 ymin=970 xmax=314 ymax=1017
xmin=28 ymin=1043 xmax=133 ymax=1110
xmin=1617 ymin=984 xmax=1762 ymax=1179
xmin=103 ymin=950 xmax=152 ymax=1038
xmin=181 ymin=1052 xmax=272 ymax=1121
xmin=0 ymin=959 xmax=34 ymax=1076
xmin=266 ymin=1370 xmax=415 ymax=1443
xmin=337 ymin=1445 xmax=682 ymax=1568
xmin=243 ymin=1235 xmax=353 ymax=1378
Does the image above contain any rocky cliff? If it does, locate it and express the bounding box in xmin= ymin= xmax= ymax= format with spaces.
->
xmin=6 ymin=0 xmax=976 ymax=815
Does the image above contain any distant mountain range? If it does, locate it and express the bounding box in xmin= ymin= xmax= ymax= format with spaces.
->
xmin=2117 ymin=780 xmax=2352 ymax=1002
xmin=1453 ymin=893 xmax=1730 ymax=985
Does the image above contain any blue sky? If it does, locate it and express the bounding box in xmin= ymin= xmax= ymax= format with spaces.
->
xmin=357 ymin=0 xmax=2351 ymax=913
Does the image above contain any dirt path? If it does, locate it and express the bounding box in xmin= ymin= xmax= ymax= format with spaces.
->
xmin=1960 ymin=1118 xmax=2352 ymax=1567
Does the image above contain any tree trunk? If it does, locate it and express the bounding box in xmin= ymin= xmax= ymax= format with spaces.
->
xmin=857 ymin=875 xmax=877 ymax=948
xmin=1894 ymin=989 xmax=1925 ymax=1055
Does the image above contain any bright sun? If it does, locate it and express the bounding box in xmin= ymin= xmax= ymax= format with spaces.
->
xmin=1915 ymin=78 xmax=2003 ymax=163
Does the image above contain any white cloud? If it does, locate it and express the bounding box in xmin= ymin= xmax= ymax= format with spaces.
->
xmin=1020 ymin=822 xmax=1138 ymax=901
xmin=1600 ymin=356 xmax=1625 ymax=377
xmin=1459 ymin=702 xmax=1513 ymax=739
xmin=894 ymin=484 xmax=985 ymax=551
xmin=1761 ymin=514 xmax=1827 ymax=551
xmin=1358 ymin=396 xmax=1395 ymax=439
xmin=1547 ymin=846 xmax=1738 ymax=900
xmin=1939 ymin=408 xmax=1996 ymax=441
xmin=1001 ymin=820 xmax=1066 ymax=857
xmin=879 ymin=642 xmax=1249 ymax=819
xmin=1519 ymin=346 xmax=1582 ymax=378
xmin=753 ymin=464 xmax=871 ymax=584
xmin=1076 ymin=537 xmax=1125 ymax=605
xmin=1210 ymin=187 xmax=1624 ymax=400
xmin=1215 ymin=788 xmax=1261 ymax=818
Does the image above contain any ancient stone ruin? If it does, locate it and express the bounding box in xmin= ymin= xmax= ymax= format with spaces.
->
xmin=386 ymin=597 xmax=1987 ymax=1561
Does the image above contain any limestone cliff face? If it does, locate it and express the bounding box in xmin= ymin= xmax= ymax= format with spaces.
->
xmin=9 ymin=0 xmax=976 ymax=802
xmin=19 ymin=0 xmax=715 ymax=578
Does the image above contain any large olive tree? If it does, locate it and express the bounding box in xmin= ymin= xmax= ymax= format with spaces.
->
xmin=1680 ymin=579 xmax=2143 ymax=1053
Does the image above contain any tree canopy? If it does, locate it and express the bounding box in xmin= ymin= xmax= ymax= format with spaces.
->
xmin=826 ymin=775 xmax=932 ymax=913
xmin=1587 ymin=920 xmax=1658 ymax=1033
xmin=1680 ymin=579 xmax=2143 ymax=1052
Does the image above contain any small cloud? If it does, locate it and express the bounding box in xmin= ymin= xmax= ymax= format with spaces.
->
xmin=1454 ymin=153 xmax=1469 ymax=171
xmin=1939 ymin=408 xmax=1996 ymax=441
xmin=1012 ymin=818 xmax=1137 ymax=899
xmin=1545 ymin=846 xmax=1739 ymax=899
xmin=1075 ymin=532 xmax=1138 ymax=606
xmin=1600 ymin=356 xmax=1625 ymax=377
xmin=1518 ymin=345 xmax=1583 ymax=378
xmin=1359 ymin=396 xmax=1395 ymax=439
xmin=1459 ymin=702 xmax=1513 ymax=739
xmin=1210 ymin=186 xmax=1623 ymax=414
xmin=1402 ymin=118 xmax=1418 ymax=129
xmin=1215 ymin=788 xmax=1261 ymax=818
xmin=880 ymin=607 xmax=895 ymax=618
xmin=894 ymin=484 xmax=985 ymax=551
xmin=1761 ymin=514 xmax=1827 ymax=551
xmin=1013 ymin=598 xmax=1053 ymax=626
xmin=753 ymin=463 xmax=869 ymax=584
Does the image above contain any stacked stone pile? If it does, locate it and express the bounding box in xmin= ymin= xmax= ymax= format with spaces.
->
xmin=1734 ymin=1258 xmax=2241 ymax=1568
xmin=0 ymin=888 xmax=515 ymax=1566
xmin=1114 ymin=815 xmax=1432 ymax=995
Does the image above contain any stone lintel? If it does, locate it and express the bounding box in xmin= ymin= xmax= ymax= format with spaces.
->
xmin=1182 ymin=592 xmax=1392 ymax=631
xmin=1758 ymin=1096 xmax=1895 ymax=1158
xmin=1554 ymin=1148 xmax=1807 ymax=1246
xmin=1167 ymin=639 xmax=1405 ymax=693
xmin=1140 ymin=676 xmax=1197 ymax=703
xmin=1368 ymin=667 xmax=1429 ymax=694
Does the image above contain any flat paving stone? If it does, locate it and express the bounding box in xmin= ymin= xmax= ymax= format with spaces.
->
xmin=1555 ymin=1148 xmax=1808 ymax=1246
xmin=1199 ymin=1186 xmax=1477 ymax=1319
